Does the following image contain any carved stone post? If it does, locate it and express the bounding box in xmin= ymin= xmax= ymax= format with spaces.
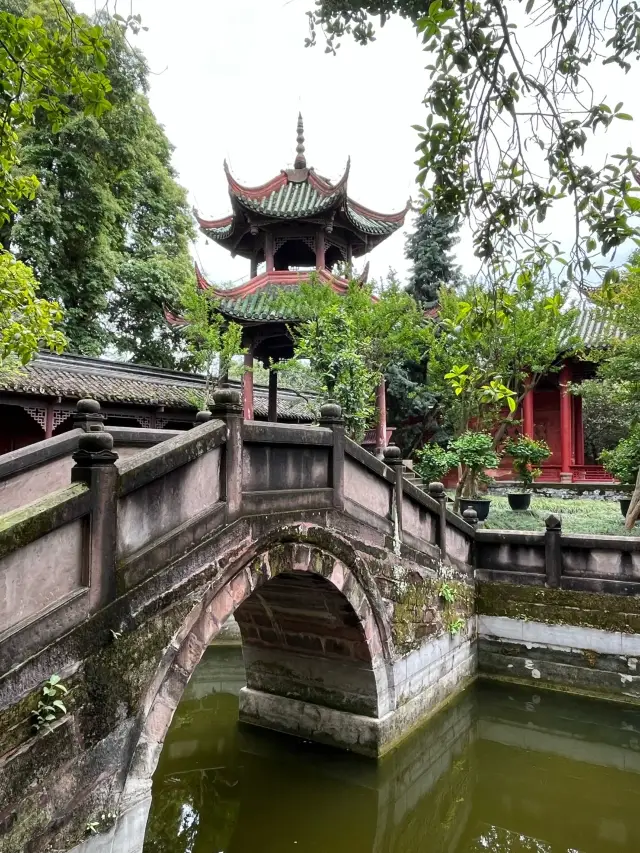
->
xmin=545 ymin=512 xmax=562 ymax=588
xmin=319 ymin=402 xmax=345 ymax=511
xmin=462 ymin=507 xmax=478 ymax=528
xmin=384 ymin=445 xmax=403 ymax=546
xmin=71 ymin=399 xmax=119 ymax=609
xmin=429 ymin=481 xmax=448 ymax=563
xmin=194 ymin=410 xmax=212 ymax=425
xmin=211 ymin=388 xmax=243 ymax=521
xmin=73 ymin=397 xmax=106 ymax=432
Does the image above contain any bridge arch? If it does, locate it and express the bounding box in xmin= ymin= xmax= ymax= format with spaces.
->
xmin=122 ymin=527 xmax=395 ymax=809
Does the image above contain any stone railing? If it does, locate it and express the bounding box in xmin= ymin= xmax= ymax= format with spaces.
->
xmin=0 ymin=392 xmax=477 ymax=675
xmin=0 ymin=402 xmax=179 ymax=516
xmin=475 ymin=513 xmax=640 ymax=595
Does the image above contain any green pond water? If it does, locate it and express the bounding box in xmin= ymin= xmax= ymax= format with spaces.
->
xmin=142 ymin=645 xmax=640 ymax=853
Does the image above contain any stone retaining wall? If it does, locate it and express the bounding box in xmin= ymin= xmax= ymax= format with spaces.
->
xmin=477 ymin=582 xmax=640 ymax=700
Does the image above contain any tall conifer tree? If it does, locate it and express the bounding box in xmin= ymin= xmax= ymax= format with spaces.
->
xmin=405 ymin=208 xmax=461 ymax=306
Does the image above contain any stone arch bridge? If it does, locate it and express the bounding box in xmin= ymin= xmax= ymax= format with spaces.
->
xmin=0 ymin=391 xmax=476 ymax=851
xmin=4 ymin=389 xmax=639 ymax=853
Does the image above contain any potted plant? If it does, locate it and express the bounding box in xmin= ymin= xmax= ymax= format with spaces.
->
xmin=413 ymin=443 xmax=458 ymax=486
xmin=503 ymin=435 xmax=551 ymax=510
xmin=600 ymin=426 xmax=640 ymax=518
xmin=450 ymin=430 xmax=501 ymax=521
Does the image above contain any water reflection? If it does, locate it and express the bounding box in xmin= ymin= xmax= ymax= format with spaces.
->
xmin=136 ymin=646 xmax=640 ymax=853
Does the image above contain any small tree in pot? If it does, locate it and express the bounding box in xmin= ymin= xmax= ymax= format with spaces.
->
xmin=413 ymin=443 xmax=458 ymax=485
xmin=600 ymin=426 xmax=640 ymax=520
xmin=450 ymin=431 xmax=501 ymax=521
xmin=503 ymin=435 xmax=551 ymax=510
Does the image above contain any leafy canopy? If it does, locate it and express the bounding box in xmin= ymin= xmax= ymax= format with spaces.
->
xmin=308 ymin=0 xmax=640 ymax=285
xmin=405 ymin=206 xmax=462 ymax=305
xmin=3 ymin=0 xmax=195 ymax=364
xmin=600 ymin=425 xmax=640 ymax=484
xmin=503 ymin=434 xmax=551 ymax=488
xmin=0 ymin=0 xmax=112 ymax=226
xmin=413 ymin=442 xmax=458 ymax=482
xmin=0 ymin=251 xmax=65 ymax=375
xmin=450 ymin=429 xmax=501 ymax=497
xmin=0 ymin=0 xmax=120 ymax=375
xmin=179 ymin=281 xmax=245 ymax=411
xmin=585 ymin=251 xmax=640 ymax=524
xmin=425 ymin=273 xmax=580 ymax=436
xmin=277 ymin=275 xmax=426 ymax=441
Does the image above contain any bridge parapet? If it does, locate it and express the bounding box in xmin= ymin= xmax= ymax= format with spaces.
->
xmin=0 ymin=392 xmax=480 ymax=676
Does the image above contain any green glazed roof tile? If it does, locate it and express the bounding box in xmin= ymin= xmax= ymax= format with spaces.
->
xmin=219 ymin=284 xmax=303 ymax=322
xmin=237 ymin=182 xmax=340 ymax=219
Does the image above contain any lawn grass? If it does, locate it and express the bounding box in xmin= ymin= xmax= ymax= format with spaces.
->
xmin=481 ymin=494 xmax=638 ymax=537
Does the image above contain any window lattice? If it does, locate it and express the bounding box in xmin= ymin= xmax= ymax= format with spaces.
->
xmin=53 ymin=410 xmax=72 ymax=429
xmin=274 ymin=236 xmax=315 ymax=253
xmin=24 ymin=407 xmax=46 ymax=429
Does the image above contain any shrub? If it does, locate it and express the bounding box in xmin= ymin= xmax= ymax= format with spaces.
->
xmin=449 ymin=431 xmax=501 ymax=498
xmin=600 ymin=426 xmax=640 ymax=484
xmin=503 ymin=435 xmax=551 ymax=490
xmin=414 ymin=443 xmax=458 ymax=483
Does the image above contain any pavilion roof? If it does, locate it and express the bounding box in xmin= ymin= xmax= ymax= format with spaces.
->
xmin=166 ymin=267 xmax=352 ymax=326
xmin=195 ymin=115 xmax=409 ymax=258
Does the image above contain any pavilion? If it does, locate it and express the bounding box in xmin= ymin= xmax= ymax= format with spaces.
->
xmin=170 ymin=115 xmax=409 ymax=454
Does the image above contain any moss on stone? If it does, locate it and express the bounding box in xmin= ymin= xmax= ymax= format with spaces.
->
xmin=0 ymin=482 xmax=88 ymax=558
xmin=477 ymin=581 xmax=640 ymax=632
xmin=79 ymin=599 xmax=192 ymax=746
xmin=392 ymin=577 xmax=474 ymax=653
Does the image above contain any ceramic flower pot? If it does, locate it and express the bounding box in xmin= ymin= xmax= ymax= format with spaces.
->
xmin=508 ymin=493 xmax=532 ymax=511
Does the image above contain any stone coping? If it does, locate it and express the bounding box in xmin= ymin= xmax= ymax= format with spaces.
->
xmin=0 ymin=429 xmax=84 ymax=480
xmin=0 ymin=483 xmax=90 ymax=559
xmin=243 ymin=421 xmax=333 ymax=446
xmin=116 ymin=418 xmax=226 ymax=496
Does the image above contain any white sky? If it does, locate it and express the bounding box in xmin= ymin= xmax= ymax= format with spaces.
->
xmin=75 ymin=0 xmax=638 ymax=285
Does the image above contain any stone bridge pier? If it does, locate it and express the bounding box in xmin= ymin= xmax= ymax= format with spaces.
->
xmin=0 ymin=393 xmax=478 ymax=853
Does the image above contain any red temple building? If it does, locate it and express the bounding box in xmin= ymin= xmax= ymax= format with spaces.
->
xmin=174 ymin=114 xmax=409 ymax=453
xmin=490 ymin=312 xmax=620 ymax=484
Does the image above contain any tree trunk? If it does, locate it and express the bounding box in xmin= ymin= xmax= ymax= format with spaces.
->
xmin=453 ymin=466 xmax=469 ymax=513
xmin=626 ymin=467 xmax=640 ymax=529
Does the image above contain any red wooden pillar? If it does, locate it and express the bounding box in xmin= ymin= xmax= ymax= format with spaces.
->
xmin=522 ymin=384 xmax=534 ymax=438
xmin=315 ymin=229 xmax=326 ymax=270
xmin=243 ymin=352 xmax=254 ymax=420
xmin=265 ymin=232 xmax=274 ymax=272
xmin=45 ymin=403 xmax=54 ymax=439
xmin=559 ymin=362 xmax=573 ymax=482
xmin=268 ymin=367 xmax=278 ymax=423
xmin=574 ymin=393 xmax=584 ymax=466
xmin=375 ymin=379 xmax=387 ymax=458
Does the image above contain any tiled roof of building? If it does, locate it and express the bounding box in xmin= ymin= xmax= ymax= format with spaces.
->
xmin=0 ymin=353 xmax=317 ymax=421
xmin=235 ymin=177 xmax=342 ymax=220
xmin=197 ymin=166 xmax=407 ymax=246
xmin=218 ymin=283 xmax=302 ymax=322
xmin=569 ymin=307 xmax=622 ymax=347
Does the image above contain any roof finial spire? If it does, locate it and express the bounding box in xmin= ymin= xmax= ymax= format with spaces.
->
xmin=294 ymin=112 xmax=306 ymax=170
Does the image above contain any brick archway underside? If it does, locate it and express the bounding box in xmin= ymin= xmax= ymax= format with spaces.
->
xmin=123 ymin=536 xmax=392 ymax=809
